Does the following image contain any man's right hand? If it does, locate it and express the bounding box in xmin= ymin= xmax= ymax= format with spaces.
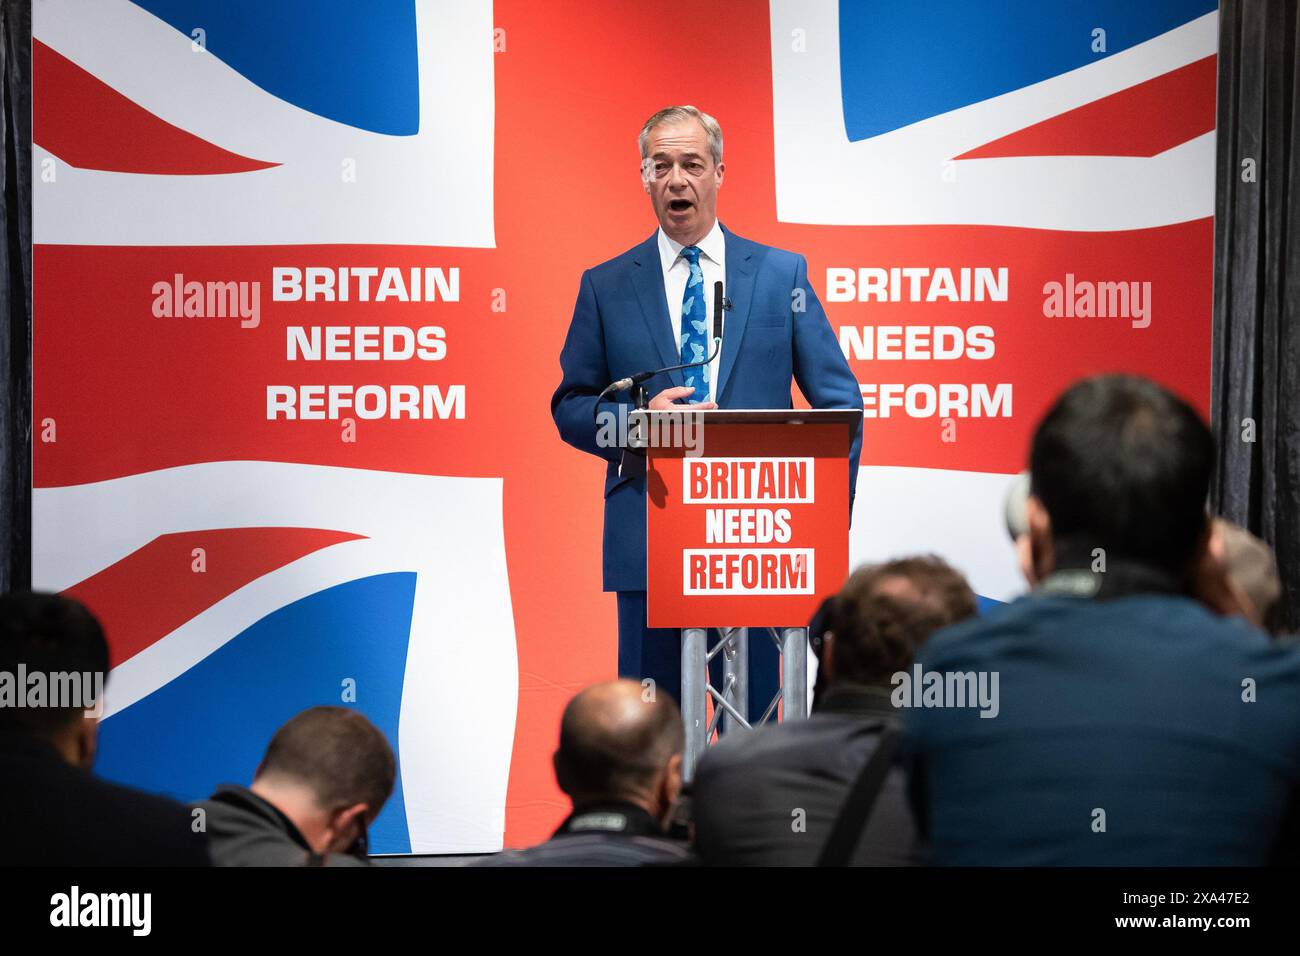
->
xmin=648 ymin=385 xmax=717 ymax=410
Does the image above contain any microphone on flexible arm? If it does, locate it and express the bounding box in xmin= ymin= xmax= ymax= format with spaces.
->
xmin=594 ymin=281 xmax=726 ymax=419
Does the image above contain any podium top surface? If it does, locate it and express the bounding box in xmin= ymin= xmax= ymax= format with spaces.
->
xmin=631 ymin=408 xmax=862 ymax=427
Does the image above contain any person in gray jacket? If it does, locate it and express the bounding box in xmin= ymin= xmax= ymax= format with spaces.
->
xmin=692 ymin=556 xmax=977 ymax=866
xmin=476 ymin=680 xmax=693 ymax=866
xmin=196 ymin=706 xmax=395 ymax=866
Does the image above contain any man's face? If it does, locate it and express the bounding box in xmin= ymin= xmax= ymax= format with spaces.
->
xmin=642 ymin=119 xmax=724 ymax=245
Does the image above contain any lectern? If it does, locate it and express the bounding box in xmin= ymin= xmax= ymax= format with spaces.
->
xmin=631 ymin=407 xmax=861 ymax=778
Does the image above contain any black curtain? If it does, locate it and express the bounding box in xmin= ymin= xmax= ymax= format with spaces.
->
xmin=0 ymin=0 xmax=30 ymax=593
xmin=1212 ymin=0 xmax=1300 ymax=631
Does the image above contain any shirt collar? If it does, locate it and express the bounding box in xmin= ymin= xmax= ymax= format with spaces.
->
xmin=814 ymin=682 xmax=900 ymax=719
xmin=554 ymin=801 xmax=664 ymax=838
xmin=657 ymin=219 xmax=724 ymax=274
xmin=1036 ymin=551 xmax=1187 ymax=601
xmin=208 ymin=783 xmax=313 ymax=851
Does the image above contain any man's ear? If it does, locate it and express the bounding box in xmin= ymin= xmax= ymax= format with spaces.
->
xmin=327 ymin=802 xmax=370 ymax=852
xmin=72 ymin=716 xmax=98 ymax=770
xmin=1025 ymin=494 xmax=1054 ymax=584
xmin=819 ymin=632 xmax=836 ymax=683
xmin=1206 ymin=517 xmax=1227 ymax=562
xmin=662 ymin=752 xmax=684 ymax=811
xmin=552 ymin=749 xmax=571 ymax=798
xmin=1014 ymin=534 xmax=1034 ymax=588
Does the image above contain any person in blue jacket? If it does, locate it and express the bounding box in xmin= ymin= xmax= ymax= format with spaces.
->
xmin=551 ymin=105 xmax=862 ymax=714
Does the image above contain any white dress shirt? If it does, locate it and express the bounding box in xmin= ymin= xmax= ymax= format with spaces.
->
xmin=657 ymin=219 xmax=725 ymax=403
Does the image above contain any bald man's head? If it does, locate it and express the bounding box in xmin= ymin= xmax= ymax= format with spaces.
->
xmin=554 ymin=680 xmax=684 ymax=811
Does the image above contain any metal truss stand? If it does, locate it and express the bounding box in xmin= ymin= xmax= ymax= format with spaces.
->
xmin=680 ymin=625 xmax=809 ymax=781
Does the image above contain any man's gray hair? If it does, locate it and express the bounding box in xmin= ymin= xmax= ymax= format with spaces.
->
xmin=638 ymin=105 xmax=723 ymax=167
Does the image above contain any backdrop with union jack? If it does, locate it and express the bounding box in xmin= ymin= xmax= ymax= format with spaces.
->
xmin=32 ymin=0 xmax=1216 ymax=851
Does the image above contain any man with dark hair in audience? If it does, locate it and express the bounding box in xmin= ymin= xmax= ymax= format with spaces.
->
xmin=477 ymin=679 xmax=692 ymax=866
xmin=0 ymin=591 xmax=210 ymax=866
xmin=691 ymin=556 xmax=977 ymax=866
xmin=1008 ymin=469 xmax=1286 ymax=632
xmin=197 ymin=706 xmax=395 ymax=866
xmin=908 ymin=373 xmax=1300 ymax=865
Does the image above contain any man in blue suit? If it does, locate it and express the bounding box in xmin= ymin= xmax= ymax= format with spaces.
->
xmin=551 ymin=105 xmax=862 ymax=715
xmin=906 ymin=375 xmax=1300 ymax=865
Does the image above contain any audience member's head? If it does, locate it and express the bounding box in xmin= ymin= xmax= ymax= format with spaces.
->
xmin=1207 ymin=518 xmax=1284 ymax=633
xmin=250 ymin=706 xmax=396 ymax=858
xmin=0 ymin=592 xmax=107 ymax=769
xmin=819 ymin=556 xmax=978 ymax=689
xmin=553 ymin=680 xmax=684 ymax=827
xmin=1003 ymin=471 xmax=1035 ymax=585
xmin=1026 ymin=374 xmax=1213 ymax=587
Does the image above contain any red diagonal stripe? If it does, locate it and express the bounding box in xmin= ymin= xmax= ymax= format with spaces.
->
xmin=33 ymin=39 xmax=280 ymax=175
xmin=65 ymin=527 xmax=365 ymax=667
xmin=956 ymin=56 xmax=1216 ymax=160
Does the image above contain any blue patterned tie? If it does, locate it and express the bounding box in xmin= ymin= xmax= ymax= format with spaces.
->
xmin=678 ymin=245 xmax=710 ymax=403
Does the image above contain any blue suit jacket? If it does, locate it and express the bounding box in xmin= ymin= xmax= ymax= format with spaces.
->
xmin=906 ymin=593 xmax=1300 ymax=865
xmin=551 ymin=223 xmax=863 ymax=592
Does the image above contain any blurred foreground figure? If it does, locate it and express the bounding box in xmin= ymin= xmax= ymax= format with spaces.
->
xmin=477 ymin=680 xmax=692 ymax=866
xmin=692 ymin=556 xmax=977 ymax=866
xmin=909 ymin=374 xmax=1300 ymax=865
xmin=197 ymin=706 xmax=394 ymax=866
xmin=0 ymin=592 xmax=209 ymax=866
xmin=1008 ymin=472 xmax=1285 ymax=632
xmin=1207 ymin=518 xmax=1284 ymax=634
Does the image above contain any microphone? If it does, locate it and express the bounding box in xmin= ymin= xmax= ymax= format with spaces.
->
xmin=712 ymin=280 xmax=725 ymax=342
xmin=595 ymin=282 xmax=725 ymax=413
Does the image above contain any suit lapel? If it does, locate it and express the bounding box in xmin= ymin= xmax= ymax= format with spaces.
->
xmin=631 ymin=232 xmax=685 ymax=388
xmin=718 ymin=223 xmax=756 ymax=401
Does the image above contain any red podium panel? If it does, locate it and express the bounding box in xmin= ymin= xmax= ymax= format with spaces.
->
xmin=644 ymin=409 xmax=859 ymax=628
